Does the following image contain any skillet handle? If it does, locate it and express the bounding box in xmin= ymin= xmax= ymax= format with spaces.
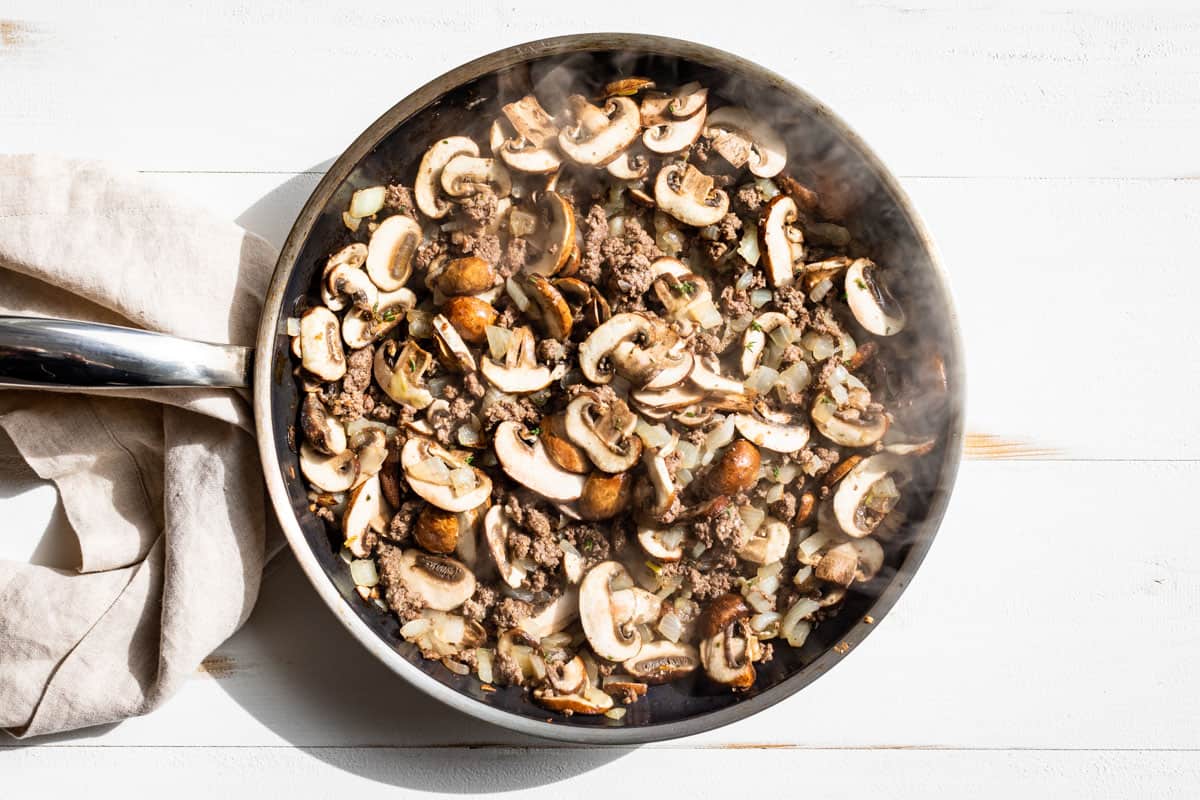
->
xmin=0 ymin=316 xmax=253 ymax=390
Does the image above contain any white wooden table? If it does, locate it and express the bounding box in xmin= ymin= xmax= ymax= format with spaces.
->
xmin=3 ymin=1 xmax=1198 ymax=795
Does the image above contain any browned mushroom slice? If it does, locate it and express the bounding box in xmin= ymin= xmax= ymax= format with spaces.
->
xmin=540 ymin=414 xmax=590 ymax=474
xmin=801 ymin=256 xmax=852 ymax=295
xmin=299 ymin=442 xmax=358 ymax=493
xmin=640 ymin=82 xmax=708 ymax=154
xmin=440 ymin=154 xmax=512 ymax=199
xmin=366 ymin=214 xmax=421 ymax=291
xmin=637 ymin=524 xmax=686 ymax=562
xmin=705 ymin=439 xmax=761 ymax=497
xmin=490 ymin=95 xmax=561 ymax=174
xmin=434 ymin=256 xmax=498 ymax=297
xmin=325 ymin=257 xmax=378 ymax=313
xmin=525 ymin=191 xmax=576 ymax=276
xmin=846 ymin=258 xmax=907 ymax=336
xmin=397 ymin=550 xmax=476 ymax=611
xmin=415 ymin=136 xmax=479 ymax=219
xmin=564 ymin=390 xmax=642 ymax=473
xmin=298 ymin=306 xmax=346 ymax=381
xmin=441 ymin=295 xmax=497 ymax=346
xmin=493 ymin=421 xmax=587 ymax=502
xmin=654 ymin=162 xmax=729 ymax=227
xmin=300 ymin=393 xmax=346 ymax=455
xmin=811 ymin=392 xmax=889 ymax=448
xmin=704 ymin=106 xmax=787 ymax=178
xmin=522 ymin=273 xmax=574 ymax=340
xmin=482 ymin=505 xmax=528 ymax=589
xmin=734 ymin=407 xmax=810 ymax=454
xmin=557 ymin=94 xmax=640 ymax=166
xmin=741 ymin=311 xmax=791 ymax=376
xmin=579 ymin=561 xmax=661 ymax=662
xmin=623 ymin=641 xmax=700 ymax=684
xmin=758 ymin=195 xmax=805 ymax=289
xmin=603 ymin=76 xmax=656 ymax=97
xmin=699 ymin=619 xmax=758 ymax=689
xmin=342 ymin=473 xmax=389 ymax=557
xmin=415 ymin=505 xmax=463 ymax=554
xmin=577 ymin=471 xmax=633 ymax=521
xmin=606 ymin=149 xmax=650 ymax=180
xmin=832 ymin=452 xmax=905 ymax=538
xmin=374 ymin=338 xmax=434 ymax=409
xmin=534 ymin=685 xmax=614 ymax=715
xmin=814 ymin=541 xmax=859 ymax=587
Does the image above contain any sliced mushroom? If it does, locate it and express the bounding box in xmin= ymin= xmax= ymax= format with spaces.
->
xmin=343 ymin=473 xmax=388 ymax=557
xmin=483 ymin=505 xmax=528 ymax=589
xmin=534 ymin=685 xmax=614 ymax=715
xmin=374 ymin=338 xmax=434 ymax=409
xmin=606 ymin=150 xmax=649 ymax=180
xmin=441 ymin=295 xmax=497 ymax=346
xmin=325 ymin=258 xmax=378 ymax=313
xmin=479 ymin=325 xmax=553 ymax=393
xmin=578 ymin=471 xmax=633 ymax=521
xmin=434 ymin=256 xmax=497 ymax=296
xmin=852 ymin=537 xmax=885 ymax=582
xmin=704 ymin=106 xmax=787 ymax=178
xmin=758 ymin=195 xmax=805 ymax=289
xmin=631 ymin=383 xmax=706 ymax=412
xmin=401 ymin=437 xmax=493 ymax=512
xmin=641 ymin=82 xmax=708 ymax=154
xmin=398 ymin=549 xmax=476 ymax=611
xmin=623 ymin=641 xmax=699 ymax=684
xmin=415 ymin=136 xmax=480 ymax=219
xmin=440 ymin=154 xmax=512 ymax=199
xmin=349 ymin=427 xmax=389 ymax=484
xmin=415 ymin=506 xmax=461 ymax=554
xmin=644 ymin=450 xmax=677 ymax=518
xmin=802 ymin=256 xmax=852 ymax=294
xmin=299 ymin=442 xmax=359 ymax=493
xmin=740 ymin=312 xmax=790 ymax=376
xmin=540 ymin=414 xmax=590 ymax=474
xmin=320 ymin=243 xmax=368 ymax=312
xmin=300 ymin=394 xmax=347 ymax=455
xmin=558 ymin=95 xmax=640 ymax=166
xmin=526 ymin=191 xmax=576 ymax=276
xmin=519 ymin=587 xmax=580 ymax=639
xmin=738 ymin=517 xmax=790 ymax=565
xmin=578 ymin=312 xmax=686 ymax=387
xmin=431 ymin=313 xmax=477 ymax=372
xmin=342 ymin=287 xmax=416 ymax=349
xmin=366 ymin=214 xmax=421 ymax=291
xmin=493 ymin=421 xmax=587 ymax=502
xmin=299 ymin=306 xmax=346 ymax=381
xmin=811 ymin=392 xmax=889 ymax=448
xmin=637 ymin=525 xmax=686 ymax=562
xmin=491 ymin=95 xmax=561 ymax=174
xmin=579 ymin=561 xmax=659 ymax=661
xmin=699 ymin=620 xmax=758 ymax=688
xmin=815 ymin=541 xmax=859 ymax=587
xmin=564 ymin=391 xmax=643 ymax=473
xmin=689 ymin=357 xmax=746 ymax=396
xmin=846 ymin=258 xmax=906 ymax=336
xmin=832 ymin=452 xmax=905 ymax=539
xmin=522 ymin=273 xmax=573 ymax=340
xmin=734 ymin=407 xmax=810 ymax=453
xmin=654 ymin=162 xmax=729 ymax=227
xmin=706 ymin=439 xmax=761 ymax=497
xmin=545 ymin=655 xmax=589 ymax=696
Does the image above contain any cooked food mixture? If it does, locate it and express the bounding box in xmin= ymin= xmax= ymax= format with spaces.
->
xmin=290 ymin=76 xmax=944 ymax=718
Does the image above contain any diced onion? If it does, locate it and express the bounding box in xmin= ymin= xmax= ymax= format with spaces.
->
xmin=692 ymin=299 xmax=724 ymax=329
xmin=802 ymin=331 xmax=837 ymax=360
xmin=691 ymin=541 xmax=708 ymax=559
xmin=657 ymin=228 xmax=685 ymax=256
xmin=485 ymin=325 xmax=513 ymax=361
xmin=635 ymin=418 xmax=673 ymax=450
xmin=702 ymin=415 xmax=736 ymax=459
xmin=349 ymin=186 xmax=386 ymax=219
xmin=443 ymin=658 xmax=470 ymax=676
xmin=410 ymin=457 xmax=452 ymax=485
xmin=676 ymin=467 xmax=694 ymax=487
xmin=751 ymin=611 xmax=782 ymax=634
xmin=737 ymin=222 xmax=760 ymax=265
xmin=609 ymin=215 xmax=627 ymax=238
xmin=755 ymin=177 xmax=781 ymax=200
xmin=792 ymin=565 xmax=813 ymax=588
xmin=750 ymin=288 xmax=773 ymax=309
xmin=745 ymin=589 xmax=773 ymax=614
xmin=811 ymin=394 xmax=836 ymax=424
xmin=784 ymin=619 xmax=812 ymax=648
xmin=798 ymin=529 xmax=839 ymax=561
xmin=559 ymin=539 xmax=581 ymax=559
xmin=775 ymin=462 xmax=800 ymax=486
xmin=739 ymin=505 xmax=766 ymax=535
xmin=456 ymin=420 xmax=482 ymax=448
xmin=809 ymin=278 xmax=834 ymax=302
xmin=658 ymin=612 xmax=683 ymax=643
xmin=769 ymin=324 xmax=795 ymax=350
xmin=505 ymin=277 xmax=530 ymax=311
xmin=407 ymin=309 xmax=434 ymax=339
xmin=779 ymin=362 xmax=812 ymax=394
xmin=840 ymin=332 xmax=857 ymax=360
xmin=765 ymin=483 xmax=784 ymax=504
xmin=676 ymin=440 xmax=701 ymax=470
xmin=745 ymin=365 xmax=781 ymax=394
xmin=449 ymin=466 xmax=477 ymax=496
xmin=476 ymin=648 xmax=495 ymax=683
xmin=758 ymin=574 xmax=780 ymax=596
xmin=830 ymin=383 xmax=849 ymax=406
xmin=730 ymin=312 xmax=755 ymax=333
xmin=605 ymin=707 xmax=628 ymax=721
xmin=400 ymin=618 xmax=432 ymax=639
xmin=350 ymin=559 xmax=379 ymax=587
xmin=285 ymin=317 xmax=301 ymax=336
xmin=509 ymin=209 xmax=537 ymax=237
xmin=342 ymin=211 xmax=361 ymax=233
xmin=736 ymin=269 xmax=756 ymax=291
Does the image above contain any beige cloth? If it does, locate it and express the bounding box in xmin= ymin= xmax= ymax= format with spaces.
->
xmin=0 ymin=156 xmax=278 ymax=737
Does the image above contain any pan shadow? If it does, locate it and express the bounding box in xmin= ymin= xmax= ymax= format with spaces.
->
xmin=213 ymin=167 xmax=631 ymax=792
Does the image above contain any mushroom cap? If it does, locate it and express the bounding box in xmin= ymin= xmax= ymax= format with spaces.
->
xmin=578 ymin=471 xmax=633 ymax=521
xmin=545 ymin=655 xmax=589 ymax=696
xmin=623 ymin=641 xmax=700 ymax=684
xmin=758 ymin=195 xmax=803 ymax=289
xmin=299 ymin=306 xmax=347 ymax=381
xmin=706 ymin=439 xmax=761 ymax=496
xmin=415 ymin=505 xmax=461 ymax=554
xmin=397 ymin=549 xmax=476 ymax=611
xmin=415 ymin=136 xmax=480 ymax=219
xmin=439 ymin=154 xmax=512 ymax=198
xmin=654 ymin=162 xmax=730 ymax=227
xmin=325 ymin=260 xmax=378 ymax=312
xmin=734 ymin=411 xmax=810 ymax=454
xmin=846 ymin=258 xmax=907 ymax=336
xmin=699 ymin=624 xmax=757 ymax=688
xmin=578 ymin=561 xmax=645 ymax=662
xmin=851 ymin=537 xmax=885 ymax=582
xmin=540 ymin=414 xmax=591 ymax=474
xmin=558 ymin=95 xmax=641 ymax=166
xmin=401 ymin=437 xmax=494 ymax=512
xmin=815 ymin=541 xmax=860 ymax=587
xmin=832 ymin=452 xmax=905 ymax=538
xmin=441 ymin=295 xmax=497 ymax=345
xmin=811 ymin=392 xmax=889 ymax=448
xmin=564 ymin=391 xmax=643 ymax=474
xmin=299 ymin=442 xmax=359 ymax=493
xmin=300 ymin=393 xmax=347 ymax=456
xmin=435 ymin=256 xmax=497 ymax=297
xmin=493 ymin=421 xmax=587 ymax=502
xmin=705 ymin=106 xmax=787 ymax=178
xmin=366 ymin=214 xmax=421 ymax=292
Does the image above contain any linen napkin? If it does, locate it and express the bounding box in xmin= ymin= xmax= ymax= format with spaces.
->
xmin=0 ymin=155 xmax=278 ymax=737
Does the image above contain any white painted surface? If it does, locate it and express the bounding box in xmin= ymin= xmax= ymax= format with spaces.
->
xmin=2 ymin=0 xmax=1197 ymax=796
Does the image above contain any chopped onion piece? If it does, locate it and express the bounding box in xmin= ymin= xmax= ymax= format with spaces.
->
xmin=745 ymin=589 xmax=773 ymax=614
xmin=605 ymin=707 xmax=628 ymax=721
xmin=400 ymin=618 xmax=432 ymax=640
xmin=676 ymin=440 xmax=700 ymax=470
xmin=407 ymin=309 xmax=434 ymax=339
xmin=809 ymin=277 xmax=834 ymax=302
xmin=449 ymin=466 xmax=477 ymax=496
xmin=443 ymin=658 xmax=470 ymax=675
xmin=476 ymin=648 xmax=495 ymax=683
xmin=765 ymin=483 xmax=784 ymax=504
xmin=745 ymin=365 xmax=781 ymax=394
xmin=802 ymin=331 xmax=837 ymax=360
xmin=830 ymin=382 xmax=849 ymax=406
xmin=736 ymin=269 xmax=756 ymax=291
xmin=409 ymin=456 xmax=452 ymax=485
xmin=757 ymin=560 xmax=784 ymax=582
xmin=691 ymin=299 xmax=724 ymax=330
xmin=676 ymin=467 xmax=694 ymax=487
xmin=779 ymin=362 xmax=812 ymax=394
xmin=660 ymin=527 xmax=686 ymax=550
xmin=784 ymin=619 xmax=812 ymax=648
xmin=509 ymin=208 xmax=537 ymax=237
xmin=758 ymin=574 xmax=780 ymax=596
xmin=703 ymin=414 xmax=736 ymax=456
xmin=751 ymin=611 xmax=781 ymax=634
xmin=840 ymin=332 xmax=857 ymax=360
xmin=505 ymin=277 xmax=530 ymax=311
xmin=456 ymin=421 xmax=482 ymax=448
xmin=609 ymin=215 xmax=627 ymax=238
xmin=755 ymin=177 xmax=781 ymax=200
xmin=635 ymin=418 xmax=673 ymax=450
xmin=739 ymin=505 xmax=766 ymax=535
xmin=798 ymin=529 xmax=840 ymax=561
xmin=559 ymin=538 xmax=581 ymax=559
xmin=285 ymin=317 xmax=301 ymax=337
xmin=349 ymin=186 xmax=386 ymax=219
xmin=350 ymin=559 xmax=379 ymax=588
xmin=737 ymin=222 xmax=760 ymax=265
xmin=485 ymin=325 xmax=513 ymax=361
xmin=730 ymin=312 xmax=755 ymax=333
xmin=750 ymin=288 xmax=773 ymax=309
xmin=342 ymin=211 xmax=360 ymax=233
xmin=691 ymin=541 xmax=708 ymax=559
xmin=658 ymin=612 xmax=683 ymax=643
xmin=792 ymin=565 xmax=813 ymax=587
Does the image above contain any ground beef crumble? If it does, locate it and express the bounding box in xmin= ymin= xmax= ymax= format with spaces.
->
xmin=462 ymin=584 xmax=498 ymax=624
xmin=449 ymin=229 xmax=502 ymax=265
xmin=481 ymin=396 xmax=541 ymax=430
xmin=491 ymin=597 xmax=533 ymax=630
xmin=386 ymin=499 xmax=422 ymax=543
xmin=328 ymin=345 xmax=374 ymax=420
xmin=579 ymin=204 xmax=609 ymax=283
xmin=384 ymin=184 xmax=417 ymax=216
xmin=377 ymin=543 xmax=423 ymax=623
xmin=458 ymin=187 xmax=498 ymax=226
xmin=601 ymin=217 xmax=662 ymax=308
xmin=733 ymin=183 xmax=765 ymax=216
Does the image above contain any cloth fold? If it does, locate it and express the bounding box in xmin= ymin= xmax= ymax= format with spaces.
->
xmin=0 ymin=155 xmax=278 ymax=737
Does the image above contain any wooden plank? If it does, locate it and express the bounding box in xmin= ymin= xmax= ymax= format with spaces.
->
xmin=2 ymin=1 xmax=1200 ymax=176
xmin=7 ymin=460 xmax=1196 ymax=750
xmin=1 ymin=745 xmax=1197 ymax=797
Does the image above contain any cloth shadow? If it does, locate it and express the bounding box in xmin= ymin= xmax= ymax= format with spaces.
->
xmin=211 ymin=168 xmax=630 ymax=791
